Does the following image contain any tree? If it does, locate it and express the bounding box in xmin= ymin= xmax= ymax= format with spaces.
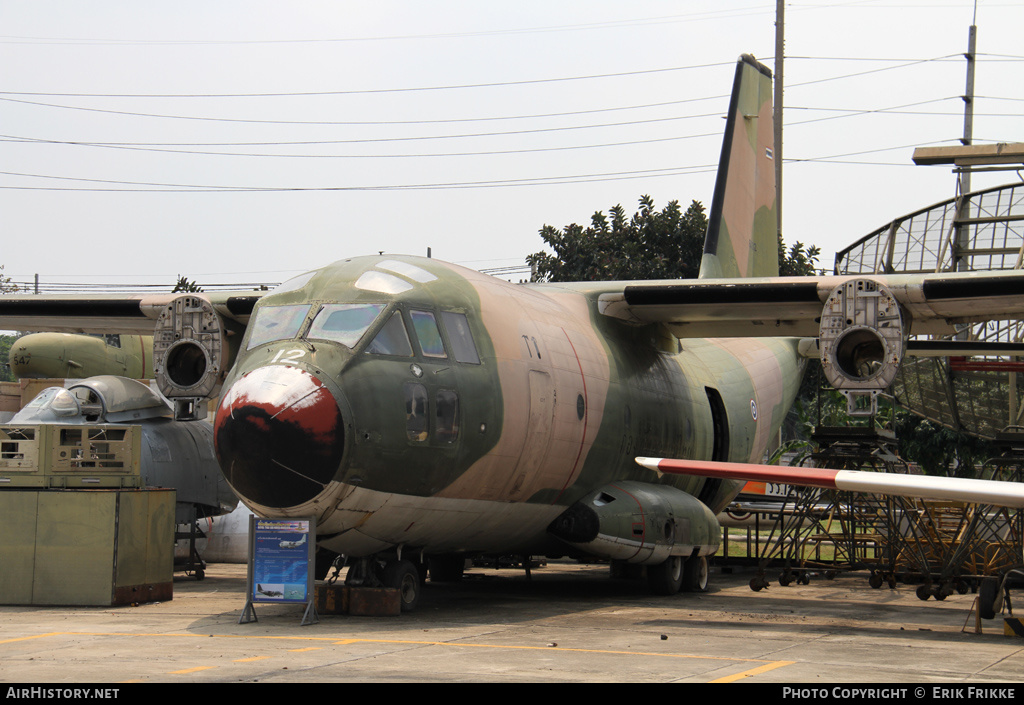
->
xmin=172 ymin=275 xmax=203 ymax=293
xmin=779 ymin=240 xmax=823 ymax=277
xmin=527 ymin=196 xmax=707 ymax=283
xmin=0 ymin=265 xmax=18 ymax=294
xmin=0 ymin=334 xmax=15 ymax=382
xmin=528 ymin=195 xmax=821 ymax=282
xmin=894 ymin=414 xmax=998 ymax=477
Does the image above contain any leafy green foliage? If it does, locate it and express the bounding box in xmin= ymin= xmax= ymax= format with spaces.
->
xmin=0 ymin=265 xmax=18 ymax=294
xmin=0 ymin=334 xmax=15 ymax=383
xmin=778 ymin=240 xmax=822 ymax=276
xmin=527 ymin=196 xmax=707 ymax=282
xmin=895 ymin=414 xmax=998 ymax=477
xmin=528 ymin=195 xmax=822 ymax=282
xmin=172 ymin=275 xmax=203 ymax=293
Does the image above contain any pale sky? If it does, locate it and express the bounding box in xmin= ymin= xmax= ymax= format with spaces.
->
xmin=1 ymin=1 xmax=1021 ymax=291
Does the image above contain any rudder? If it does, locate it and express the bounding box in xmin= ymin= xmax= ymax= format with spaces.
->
xmin=699 ymin=54 xmax=777 ymax=280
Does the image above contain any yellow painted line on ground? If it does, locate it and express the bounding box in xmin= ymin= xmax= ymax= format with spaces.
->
xmin=168 ymin=666 xmax=215 ymax=675
xmin=0 ymin=633 xmax=64 ymax=645
xmin=710 ymin=660 xmax=796 ymax=683
xmin=3 ymin=631 xmax=793 ymax=679
xmin=233 ymin=656 xmax=270 ymax=662
xmin=287 ymin=647 xmax=322 ymax=652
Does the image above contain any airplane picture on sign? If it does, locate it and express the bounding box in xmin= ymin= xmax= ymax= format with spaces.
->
xmin=279 ymin=535 xmax=307 ymax=550
xmin=3 ymin=55 xmax=1024 ymax=613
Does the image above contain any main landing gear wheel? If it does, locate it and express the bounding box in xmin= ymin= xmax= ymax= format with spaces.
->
xmin=647 ymin=555 xmax=684 ymax=595
xmin=682 ymin=555 xmax=709 ymax=593
xmin=383 ymin=559 xmax=421 ymax=613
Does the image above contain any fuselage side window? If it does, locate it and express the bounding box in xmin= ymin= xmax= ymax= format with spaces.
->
xmin=307 ymin=303 xmax=385 ymax=348
xmin=436 ymin=389 xmax=459 ymax=443
xmin=410 ymin=310 xmax=447 ymax=358
xmin=367 ymin=310 xmax=414 ymax=357
xmin=440 ymin=311 xmax=481 ymax=364
xmin=405 ymin=382 xmax=428 ymax=442
xmin=246 ymin=304 xmax=312 ymax=350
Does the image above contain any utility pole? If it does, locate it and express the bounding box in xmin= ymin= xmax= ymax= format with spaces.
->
xmin=954 ymin=20 xmax=977 ymax=274
xmin=959 ymin=22 xmax=977 ymax=196
xmin=774 ymin=0 xmax=785 ymax=239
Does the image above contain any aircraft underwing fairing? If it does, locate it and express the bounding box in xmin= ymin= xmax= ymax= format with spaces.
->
xmin=635 ymin=457 xmax=1024 ymax=509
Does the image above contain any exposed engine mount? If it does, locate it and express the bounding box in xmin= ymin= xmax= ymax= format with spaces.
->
xmin=818 ymin=279 xmax=907 ymax=415
xmin=153 ymin=296 xmax=230 ymax=420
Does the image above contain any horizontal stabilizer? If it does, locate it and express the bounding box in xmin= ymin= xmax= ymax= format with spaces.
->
xmin=635 ymin=456 xmax=1024 ymax=508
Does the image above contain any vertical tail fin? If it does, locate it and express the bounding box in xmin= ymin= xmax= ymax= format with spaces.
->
xmin=698 ymin=54 xmax=778 ymax=280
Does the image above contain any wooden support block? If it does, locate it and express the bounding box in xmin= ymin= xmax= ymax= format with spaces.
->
xmin=313 ymin=582 xmax=349 ymax=615
xmin=348 ymin=587 xmax=400 ymax=616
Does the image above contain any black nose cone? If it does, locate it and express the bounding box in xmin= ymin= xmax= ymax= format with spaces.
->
xmin=214 ymin=365 xmax=344 ymax=508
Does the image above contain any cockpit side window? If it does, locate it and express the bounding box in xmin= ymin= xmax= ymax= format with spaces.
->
xmin=410 ymin=310 xmax=446 ymax=358
xmin=104 ymin=335 xmax=121 ymax=348
xmin=440 ymin=311 xmax=481 ymax=364
xmin=307 ymin=303 xmax=385 ymax=348
xmin=246 ymin=304 xmax=312 ymax=350
xmin=366 ymin=310 xmax=414 ymax=357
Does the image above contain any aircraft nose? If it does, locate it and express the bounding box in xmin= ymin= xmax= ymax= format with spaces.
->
xmin=7 ymin=335 xmax=61 ymax=379
xmin=214 ymin=365 xmax=345 ymax=509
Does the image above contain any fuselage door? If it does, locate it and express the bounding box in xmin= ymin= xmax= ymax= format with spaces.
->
xmin=508 ymin=369 xmax=555 ymax=497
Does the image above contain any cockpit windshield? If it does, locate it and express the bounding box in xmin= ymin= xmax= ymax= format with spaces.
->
xmin=307 ymin=303 xmax=386 ymax=348
xmin=246 ymin=304 xmax=312 ymax=350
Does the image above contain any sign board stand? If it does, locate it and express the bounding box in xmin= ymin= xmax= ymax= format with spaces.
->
xmin=239 ymin=515 xmax=318 ymax=626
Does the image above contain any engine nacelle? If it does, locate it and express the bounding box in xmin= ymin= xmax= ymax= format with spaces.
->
xmin=819 ymin=279 xmax=907 ymax=392
xmin=153 ymin=295 xmax=230 ymax=420
xmin=548 ymin=481 xmax=720 ymax=565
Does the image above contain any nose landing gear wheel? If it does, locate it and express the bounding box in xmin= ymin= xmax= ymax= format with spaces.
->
xmin=383 ymin=559 xmax=421 ymax=612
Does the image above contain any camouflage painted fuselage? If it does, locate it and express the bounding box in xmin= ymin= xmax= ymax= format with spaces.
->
xmin=213 ymin=255 xmax=804 ymax=559
xmin=9 ymin=333 xmax=155 ymax=380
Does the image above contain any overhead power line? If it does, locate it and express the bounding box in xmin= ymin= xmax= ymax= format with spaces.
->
xmin=0 ymin=61 xmax=736 ymax=98
xmin=0 ymin=163 xmax=720 ymax=193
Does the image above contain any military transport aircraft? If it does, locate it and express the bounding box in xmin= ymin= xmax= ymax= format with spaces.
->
xmin=2 ymin=55 xmax=1024 ymax=612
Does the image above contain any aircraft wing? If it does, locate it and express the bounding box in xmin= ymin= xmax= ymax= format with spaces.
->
xmin=0 ymin=291 xmax=263 ymax=334
xmin=635 ymin=457 xmax=1024 ymax=508
xmin=597 ymin=270 xmax=1024 ymax=339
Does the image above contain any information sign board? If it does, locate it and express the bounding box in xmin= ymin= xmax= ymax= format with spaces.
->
xmin=239 ymin=515 xmax=318 ymax=625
